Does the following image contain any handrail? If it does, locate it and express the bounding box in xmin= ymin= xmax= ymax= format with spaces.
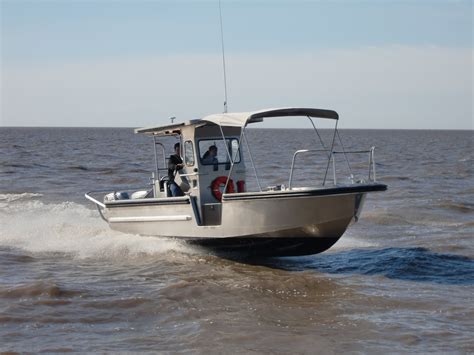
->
xmin=84 ymin=185 xmax=152 ymax=209
xmin=85 ymin=191 xmax=109 ymax=222
xmin=369 ymin=146 xmax=377 ymax=182
xmin=288 ymin=147 xmax=378 ymax=189
xmin=332 ymin=150 xmax=372 ymax=154
xmin=153 ymin=140 xmax=167 ymax=180
xmin=288 ymin=149 xmax=327 ymax=189
xmin=331 ymin=152 xmax=337 ymax=185
xmin=85 ymin=192 xmax=106 ymax=209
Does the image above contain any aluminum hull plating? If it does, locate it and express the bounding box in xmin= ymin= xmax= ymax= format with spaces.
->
xmin=103 ymin=184 xmax=385 ymax=256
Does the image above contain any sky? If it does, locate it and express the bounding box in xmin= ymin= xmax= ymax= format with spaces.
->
xmin=1 ymin=0 xmax=472 ymax=129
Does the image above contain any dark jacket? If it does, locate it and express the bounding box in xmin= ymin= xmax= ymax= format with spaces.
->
xmin=168 ymin=154 xmax=183 ymax=182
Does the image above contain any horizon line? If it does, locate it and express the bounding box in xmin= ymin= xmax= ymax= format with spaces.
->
xmin=1 ymin=126 xmax=472 ymax=132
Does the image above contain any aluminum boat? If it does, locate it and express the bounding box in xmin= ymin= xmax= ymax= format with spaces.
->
xmin=85 ymin=107 xmax=386 ymax=256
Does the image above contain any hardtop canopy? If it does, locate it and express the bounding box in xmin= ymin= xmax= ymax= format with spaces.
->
xmin=135 ymin=107 xmax=338 ymax=135
xmin=201 ymin=107 xmax=338 ymax=127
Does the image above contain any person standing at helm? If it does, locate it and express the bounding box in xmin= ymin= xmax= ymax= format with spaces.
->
xmin=168 ymin=142 xmax=184 ymax=196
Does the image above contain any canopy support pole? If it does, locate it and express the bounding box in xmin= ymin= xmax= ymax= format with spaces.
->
xmin=218 ymin=125 xmax=235 ymax=194
xmin=242 ymin=128 xmax=262 ymax=192
xmin=336 ymin=129 xmax=354 ymax=183
xmin=218 ymin=125 xmax=233 ymax=163
xmin=307 ymin=116 xmax=330 ymax=158
xmin=223 ymin=129 xmax=245 ymax=193
xmin=323 ymin=120 xmax=339 ymax=186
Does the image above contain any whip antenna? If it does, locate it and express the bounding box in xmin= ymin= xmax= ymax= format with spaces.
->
xmin=218 ymin=0 xmax=228 ymax=113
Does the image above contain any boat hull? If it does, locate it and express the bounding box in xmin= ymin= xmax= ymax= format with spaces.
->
xmin=187 ymin=236 xmax=340 ymax=257
xmin=102 ymin=184 xmax=385 ymax=256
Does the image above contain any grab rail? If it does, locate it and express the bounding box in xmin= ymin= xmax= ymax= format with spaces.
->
xmin=85 ymin=189 xmax=126 ymax=222
xmin=85 ymin=192 xmax=106 ymax=209
xmin=288 ymin=147 xmax=377 ymax=189
xmin=153 ymin=140 xmax=167 ymax=180
xmin=371 ymin=146 xmax=376 ymax=182
xmin=288 ymin=149 xmax=328 ymax=189
xmin=84 ymin=185 xmax=152 ymax=211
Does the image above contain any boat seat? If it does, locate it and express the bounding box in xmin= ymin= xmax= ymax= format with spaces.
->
xmin=104 ymin=191 xmax=129 ymax=202
xmin=131 ymin=190 xmax=152 ymax=199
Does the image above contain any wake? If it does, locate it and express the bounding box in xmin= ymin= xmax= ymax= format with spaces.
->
xmin=0 ymin=193 xmax=191 ymax=260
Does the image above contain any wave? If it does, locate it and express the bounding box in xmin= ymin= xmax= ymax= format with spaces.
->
xmin=1 ymin=162 xmax=49 ymax=169
xmin=362 ymin=207 xmax=469 ymax=228
xmin=258 ymin=247 xmax=474 ymax=285
xmin=66 ymin=165 xmax=90 ymax=171
xmin=314 ymin=247 xmax=474 ymax=285
xmin=0 ymin=280 xmax=82 ymax=299
xmin=0 ymin=194 xmax=191 ymax=260
xmin=64 ymin=165 xmax=147 ymax=175
xmin=361 ymin=209 xmax=412 ymax=226
xmin=0 ymin=192 xmax=43 ymax=203
xmin=329 ymin=233 xmax=379 ymax=251
xmin=437 ymin=201 xmax=474 ymax=213
xmin=378 ymin=175 xmax=411 ymax=182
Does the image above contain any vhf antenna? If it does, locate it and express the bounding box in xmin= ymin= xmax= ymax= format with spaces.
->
xmin=218 ymin=0 xmax=228 ymax=113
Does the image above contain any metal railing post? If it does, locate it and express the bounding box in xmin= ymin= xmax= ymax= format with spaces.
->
xmin=288 ymin=149 xmax=328 ymax=189
xmin=288 ymin=149 xmax=309 ymax=189
xmin=153 ymin=136 xmax=159 ymax=180
xmin=153 ymin=141 xmax=167 ymax=181
xmin=371 ymin=146 xmax=377 ymax=182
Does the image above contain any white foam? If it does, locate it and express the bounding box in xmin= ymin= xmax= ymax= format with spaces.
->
xmin=324 ymin=224 xmax=380 ymax=252
xmin=329 ymin=234 xmax=379 ymax=252
xmin=0 ymin=195 xmax=191 ymax=260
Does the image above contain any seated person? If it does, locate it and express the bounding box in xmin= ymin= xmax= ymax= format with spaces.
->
xmin=202 ymin=145 xmax=218 ymax=165
xmin=168 ymin=142 xmax=184 ymax=196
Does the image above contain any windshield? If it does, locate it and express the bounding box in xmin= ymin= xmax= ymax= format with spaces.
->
xmin=198 ymin=138 xmax=241 ymax=165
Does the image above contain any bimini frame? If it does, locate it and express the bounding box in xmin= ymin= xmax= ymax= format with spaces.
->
xmin=199 ymin=107 xmax=376 ymax=193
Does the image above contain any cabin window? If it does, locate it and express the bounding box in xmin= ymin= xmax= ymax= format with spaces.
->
xmin=184 ymin=141 xmax=195 ymax=166
xmin=198 ymin=138 xmax=241 ymax=165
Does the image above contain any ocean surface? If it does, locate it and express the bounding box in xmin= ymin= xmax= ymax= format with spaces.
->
xmin=0 ymin=127 xmax=473 ymax=353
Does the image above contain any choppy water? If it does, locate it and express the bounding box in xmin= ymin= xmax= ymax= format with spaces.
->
xmin=1 ymin=127 xmax=473 ymax=353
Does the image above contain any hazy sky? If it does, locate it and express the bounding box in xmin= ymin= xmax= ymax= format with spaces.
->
xmin=1 ymin=0 xmax=472 ymax=129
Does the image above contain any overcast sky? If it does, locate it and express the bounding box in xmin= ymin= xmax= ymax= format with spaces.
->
xmin=1 ymin=0 xmax=472 ymax=129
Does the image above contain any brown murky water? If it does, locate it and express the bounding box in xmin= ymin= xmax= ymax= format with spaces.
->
xmin=1 ymin=128 xmax=473 ymax=352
